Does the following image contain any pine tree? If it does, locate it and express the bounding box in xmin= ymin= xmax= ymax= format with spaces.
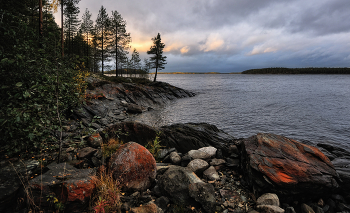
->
xmin=96 ymin=6 xmax=110 ymax=74
xmin=64 ymin=0 xmax=81 ymax=55
xmin=109 ymin=10 xmax=131 ymax=77
xmin=131 ymin=48 xmax=141 ymax=76
xmin=80 ymin=8 xmax=94 ymax=70
xmin=147 ymin=33 xmax=167 ymax=82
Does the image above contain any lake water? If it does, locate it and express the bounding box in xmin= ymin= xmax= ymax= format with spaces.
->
xmin=134 ymin=74 xmax=350 ymax=148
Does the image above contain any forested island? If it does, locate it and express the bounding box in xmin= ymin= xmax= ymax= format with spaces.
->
xmin=242 ymin=67 xmax=350 ymax=74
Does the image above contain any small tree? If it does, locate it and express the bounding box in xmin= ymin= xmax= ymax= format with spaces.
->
xmin=131 ymin=48 xmax=141 ymax=76
xmin=147 ymin=33 xmax=167 ymax=82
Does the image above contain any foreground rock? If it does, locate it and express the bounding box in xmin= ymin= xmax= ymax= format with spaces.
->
xmin=104 ymin=122 xmax=236 ymax=155
xmin=317 ymin=143 xmax=350 ymax=195
xmin=28 ymin=162 xmax=95 ymax=212
xmin=109 ymin=142 xmax=157 ymax=191
xmin=160 ymin=123 xmax=236 ymax=154
xmin=241 ymin=133 xmax=340 ymax=200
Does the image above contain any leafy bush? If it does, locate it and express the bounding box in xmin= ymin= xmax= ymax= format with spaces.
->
xmin=0 ymin=10 xmax=87 ymax=157
xmin=146 ymin=132 xmax=163 ymax=161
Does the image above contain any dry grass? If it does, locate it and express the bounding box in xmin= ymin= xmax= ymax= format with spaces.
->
xmin=102 ymin=138 xmax=123 ymax=159
xmin=90 ymin=166 xmax=122 ymax=213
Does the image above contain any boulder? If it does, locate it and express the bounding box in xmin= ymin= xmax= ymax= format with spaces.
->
xmin=203 ymin=166 xmax=220 ymax=181
xmin=210 ymin=158 xmax=226 ymax=166
xmin=188 ymin=150 xmax=211 ymax=160
xmin=187 ymin=159 xmax=209 ymax=174
xmin=257 ymin=205 xmax=285 ymax=213
xmin=87 ymin=133 xmax=103 ymax=148
xmin=130 ymin=202 xmax=162 ymax=213
xmin=257 ymin=193 xmax=280 ymax=206
xmin=331 ymin=158 xmax=350 ymax=193
xmin=158 ymin=166 xmax=202 ymax=205
xmin=169 ymin=152 xmax=181 ymax=165
xmin=188 ymin=182 xmax=216 ymax=213
xmin=198 ymin=146 xmax=217 ymax=158
xmin=301 ymin=203 xmax=315 ymax=213
xmin=109 ymin=142 xmax=157 ymax=191
xmin=77 ymin=147 xmax=97 ymax=159
xmin=241 ymin=133 xmax=340 ymax=199
xmin=125 ymin=103 xmax=143 ymax=114
xmin=28 ymin=162 xmax=95 ymax=212
xmin=159 ymin=123 xmax=235 ymax=154
xmin=104 ymin=122 xmax=157 ymax=148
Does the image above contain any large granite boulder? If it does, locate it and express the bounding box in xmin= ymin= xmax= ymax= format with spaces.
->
xmin=109 ymin=142 xmax=157 ymax=191
xmin=241 ymin=133 xmax=340 ymax=200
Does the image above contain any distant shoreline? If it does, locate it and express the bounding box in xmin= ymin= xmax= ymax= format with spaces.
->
xmin=153 ymin=72 xmax=241 ymax=74
xmin=153 ymin=67 xmax=350 ymax=75
xmin=241 ymin=67 xmax=350 ymax=74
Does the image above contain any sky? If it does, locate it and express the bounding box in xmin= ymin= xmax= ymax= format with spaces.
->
xmin=54 ymin=0 xmax=350 ymax=73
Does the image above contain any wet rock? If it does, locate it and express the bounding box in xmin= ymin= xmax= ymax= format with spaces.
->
xmin=169 ymin=152 xmax=181 ymax=165
xmin=188 ymin=182 xmax=216 ymax=213
xmin=181 ymin=154 xmax=192 ymax=167
xmin=154 ymin=196 xmax=169 ymax=211
xmin=317 ymin=198 xmax=324 ymax=207
xmin=203 ymin=166 xmax=220 ymax=181
xmin=241 ymin=133 xmax=340 ymax=199
xmin=226 ymin=158 xmax=240 ymax=167
xmin=158 ymin=166 xmax=201 ymax=205
xmin=159 ymin=123 xmax=235 ymax=154
xmin=198 ymin=146 xmax=217 ymax=158
xmin=210 ymin=158 xmax=226 ymax=166
xmin=77 ymin=147 xmax=97 ymax=159
xmin=28 ymin=162 xmax=95 ymax=212
xmin=157 ymin=148 xmax=176 ymax=160
xmin=130 ymin=202 xmax=161 ymax=213
xmin=87 ymin=132 xmax=103 ymax=148
xmin=109 ymin=142 xmax=157 ymax=191
xmin=257 ymin=205 xmax=285 ymax=213
xmin=285 ymin=207 xmax=296 ymax=213
xmin=257 ymin=193 xmax=280 ymax=206
xmin=187 ymin=159 xmax=209 ymax=174
xmin=105 ymin=122 xmax=157 ymax=148
xmin=301 ymin=203 xmax=315 ymax=213
xmin=126 ymin=103 xmax=143 ymax=114
xmin=188 ymin=150 xmax=211 ymax=160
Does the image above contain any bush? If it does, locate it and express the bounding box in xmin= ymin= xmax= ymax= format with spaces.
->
xmin=0 ymin=10 xmax=88 ymax=157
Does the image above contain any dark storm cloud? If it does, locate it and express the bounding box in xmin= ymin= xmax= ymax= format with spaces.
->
xmin=289 ymin=0 xmax=350 ymax=35
xmin=62 ymin=0 xmax=350 ymax=72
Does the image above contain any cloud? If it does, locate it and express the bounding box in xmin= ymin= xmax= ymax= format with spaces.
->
xmin=54 ymin=0 xmax=350 ymax=72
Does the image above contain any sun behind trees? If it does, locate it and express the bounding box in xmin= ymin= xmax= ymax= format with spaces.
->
xmin=147 ymin=33 xmax=167 ymax=82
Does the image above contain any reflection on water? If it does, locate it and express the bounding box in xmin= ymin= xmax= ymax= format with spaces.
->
xmin=133 ymin=74 xmax=350 ymax=149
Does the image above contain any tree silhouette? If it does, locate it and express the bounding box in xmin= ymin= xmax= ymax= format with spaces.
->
xmin=147 ymin=33 xmax=167 ymax=82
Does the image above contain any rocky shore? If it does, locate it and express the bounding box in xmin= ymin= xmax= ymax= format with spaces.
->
xmin=1 ymin=77 xmax=349 ymax=213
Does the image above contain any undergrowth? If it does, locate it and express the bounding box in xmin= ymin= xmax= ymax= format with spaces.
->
xmin=146 ymin=132 xmax=164 ymax=161
xmin=90 ymin=166 xmax=122 ymax=213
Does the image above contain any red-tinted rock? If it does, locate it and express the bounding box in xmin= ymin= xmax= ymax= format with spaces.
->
xmin=242 ymin=133 xmax=340 ymax=199
xmin=109 ymin=142 xmax=157 ymax=191
xmin=28 ymin=162 xmax=96 ymax=212
xmin=87 ymin=133 xmax=103 ymax=148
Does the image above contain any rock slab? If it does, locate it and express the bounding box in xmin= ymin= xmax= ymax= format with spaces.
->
xmin=242 ymin=133 xmax=340 ymax=198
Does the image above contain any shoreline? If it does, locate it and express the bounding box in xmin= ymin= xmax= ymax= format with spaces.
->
xmin=1 ymin=77 xmax=349 ymax=213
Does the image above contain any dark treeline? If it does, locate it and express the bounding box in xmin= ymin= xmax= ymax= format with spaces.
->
xmin=0 ymin=0 xmax=166 ymax=156
xmin=242 ymin=67 xmax=350 ymax=74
